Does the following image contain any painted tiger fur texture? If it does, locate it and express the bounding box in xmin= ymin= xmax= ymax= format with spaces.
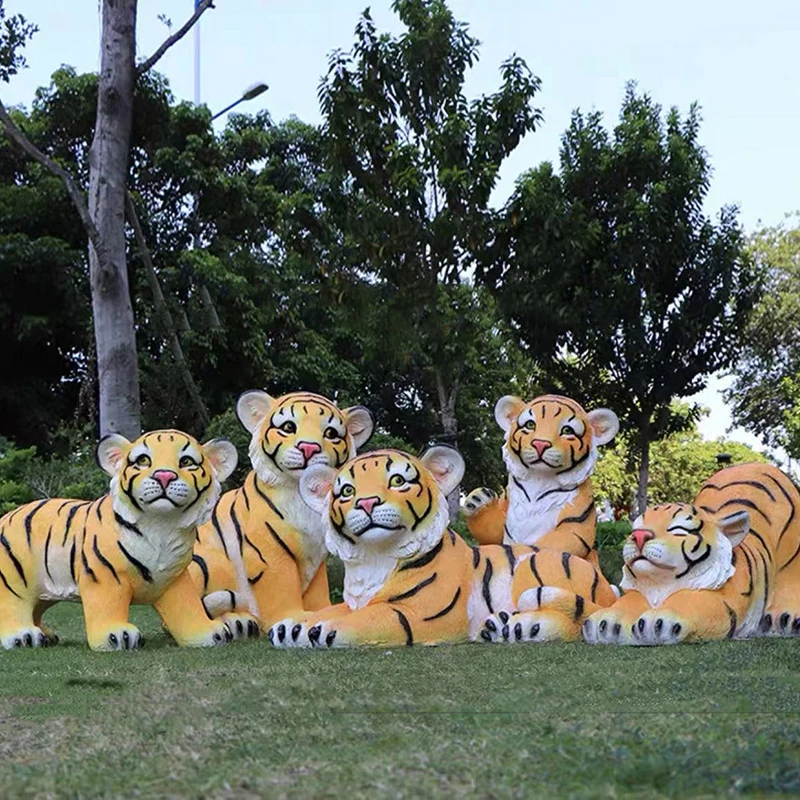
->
xmin=463 ymin=394 xmax=619 ymax=565
xmin=0 ymin=430 xmax=250 ymax=651
xmin=268 ymin=447 xmax=616 ymax=648
xmin=189 ymin=390 xmax=374 ymax=629
xmin=583 ymin=463 xmax=800 ymax=645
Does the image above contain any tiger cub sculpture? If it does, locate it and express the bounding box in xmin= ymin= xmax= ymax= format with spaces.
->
xmin=463 ymin=394 xmax=619 ymax=563
xmin=583 ymin=463 xmax=800 ymax=645
xmin=0 ymin=430 xmax=245 ymax=651
xmin=268 ymin=447 xmax=616 ymax=648
xmin=189 ymin=390 xmax=374 ymax=629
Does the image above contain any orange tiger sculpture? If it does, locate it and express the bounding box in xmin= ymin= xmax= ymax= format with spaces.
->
xmin=0 ymin=430 xmax=249 ymax=651
xmin=267 ymin=447 xmax=616 ymax=648
xmin=464 ymin=394 xmax=619 ymax=563
xmin=583 ymin=463 xmax=800 ymax=645
xmin=189 ymin=390 xmax=374 ymax=629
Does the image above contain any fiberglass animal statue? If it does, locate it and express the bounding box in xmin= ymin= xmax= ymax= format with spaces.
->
xmin=189 ymin=390 xmax=374 ymax=630
xmin=583 ymin=462 xmax=800 ymax=645
xmin=0 ymin=429 xmax=248 ymax=651
xmin=267 ymin=446 xmax=617 ymax=648
xmin=463 ymin=394 xmax=619 ymax=564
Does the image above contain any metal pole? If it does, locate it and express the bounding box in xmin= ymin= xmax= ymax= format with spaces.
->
xmin=193 ymin=1 xmax=201 ymax=106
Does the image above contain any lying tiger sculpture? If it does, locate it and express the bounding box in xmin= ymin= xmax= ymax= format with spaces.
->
xmin=0 ymin=430 xmax=248 ymax=651
xmin=583 ymin=462 xmax=800 ymax=645
xmin=268 ymin=447 xmax=616 ymax=648
xmin=189 ymin=390 xmax=374 ymax=629
xmin=463 ymin=395 xmax=618 ymax=564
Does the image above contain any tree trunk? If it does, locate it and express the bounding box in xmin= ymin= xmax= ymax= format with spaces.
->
xmin=88 ymin=0 xmax=140 ymax=438
xmin=635 ymin=427 xmax=651 ymax=520
xmin=435 ymin=369 xmax=461 ymax=522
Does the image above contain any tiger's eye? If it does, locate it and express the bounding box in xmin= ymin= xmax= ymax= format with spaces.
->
xmin=561 ymin=425 xmax=576 ymax=437
xmin=340 ymin=484 xmax=355 ymax=498
xmin=524 ymin=420 xmax=536 ymax=430
xmin=135 ymin=454 xmax=151 ymax=468
xmin=324 ymin=426 xmax=341 ymax=440
xmin=388 ymin=474 xmax=405 ymax=488
xmin=179 ymin=455 xmax=197 ymax=468
xmin=280 ymin=421 xmax=297 ymax=434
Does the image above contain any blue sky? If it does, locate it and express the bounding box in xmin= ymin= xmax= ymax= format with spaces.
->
xmin=5 ymin=0 xmax=799 ymax=453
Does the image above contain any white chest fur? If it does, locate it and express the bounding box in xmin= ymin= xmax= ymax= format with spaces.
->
xmin=267 ymin=484 xmax=327 ymax=589
xmin=504 ymin=476 xmax=578 ymax=545
xmin=119 ymin=521 xmax=195 ymax=597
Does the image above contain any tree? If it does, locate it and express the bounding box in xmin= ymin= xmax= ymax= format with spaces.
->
xmin=725 ymin=214 xmax=800 ymax=457
xmin=318 ymin=0 xmax=542 ymax=516
xmin=0 ymin=0 xmax=213 ymax=438
xmin=484 ymin=84 xmax=760 ymax=514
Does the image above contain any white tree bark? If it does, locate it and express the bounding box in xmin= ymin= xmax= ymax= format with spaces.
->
xmin=88 ymin=0 xmax=140 ymax=438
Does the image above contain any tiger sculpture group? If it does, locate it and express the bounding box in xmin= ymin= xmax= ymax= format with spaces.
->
xmin=2 ymin=387 xmax=799 ymax=651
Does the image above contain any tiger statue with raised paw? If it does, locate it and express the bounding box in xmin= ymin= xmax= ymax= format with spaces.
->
xmin=583 ymin=462 xmax=800 ymax=645
xmin=268 ymin=446 xmax=617 ymax=648
xmin=189 ymin=390 xmax=374 ymax=630
xmin=0 ymin=429 xmax=251 ymax=651
xmin=463 ymin=394 xmax=619 ymax=564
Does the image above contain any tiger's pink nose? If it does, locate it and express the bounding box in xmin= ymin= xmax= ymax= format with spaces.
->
xmin=632 ymin=529 xmax=654 ymax=551
xmin=297 ymin=441 xmax=322 ymax=461
xmin=152 ymin=469 xmax=178 ymax=489
xmin=531 ymin=439 xmax=551 ymax=457
xmin=355 ymin=496 xmax=381 ymax=516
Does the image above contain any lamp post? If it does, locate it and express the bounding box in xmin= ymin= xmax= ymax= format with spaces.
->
xmin=211 ymin=82 xmax=269 ymax=120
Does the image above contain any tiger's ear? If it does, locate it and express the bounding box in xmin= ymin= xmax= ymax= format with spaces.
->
xmin=587 ymin=408 xmax=619 ymax=446
xmin=202 ymin=439 xmax=238 ymax=483
xmin=494 ymin=395 xmax=525 ymax=433
xmin=421 ymin=445 xmax=465 ymax=497
xmin=717 ymin=510 xmax=750 ymax=547
xmin=236 ymin=390 xmax=275 ymax=435
xmin=96 ymin=434 xmax=131 ymax=477
xmin=343 ymin=406 xmax=374 ymax=449
xmin=299 ymin=465 xmax=337 ymax=514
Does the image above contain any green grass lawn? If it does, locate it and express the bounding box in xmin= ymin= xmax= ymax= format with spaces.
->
xmin=1 ymin=603 xmax=799 ymax=799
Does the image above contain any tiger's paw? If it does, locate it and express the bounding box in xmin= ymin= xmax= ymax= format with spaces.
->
xmin=463 ymin=487 xmax=498 ymax=518
xmin=221 ymin=612 xmax=261 ymax=641
xmin=91 ymin=623 xmax=143 ymax=652
xmin=630 ymin=610 xmax=691 ymax=646
xmin=268 ymin=619 xmax=341 ymax=649
xmin=582 ymin=609 xmax=636 ymax=645
xmin=478 ymin=610 xmax=578 ymax=644
xmin=1 ymin=625 xmax=54 ymax=650
xmin=760 ymin=608 xmax=800 ymax=637
xmin=182 ymin=619 xmax=235 ymax=648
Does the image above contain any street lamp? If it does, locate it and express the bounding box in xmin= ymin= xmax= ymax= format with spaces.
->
xmin=211 ymin=82 xmax=269 ymax=120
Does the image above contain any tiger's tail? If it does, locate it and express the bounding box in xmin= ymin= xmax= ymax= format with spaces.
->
xmin=202 ymin=590 xmax=249 ymax=618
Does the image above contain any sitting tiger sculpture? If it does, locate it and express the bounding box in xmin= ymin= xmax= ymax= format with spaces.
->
xmin=268 ymin=447 xmax=616 ymax=648
xmin=0 ymin=429 xmax=249 ymax=651
xmin=189 ymin=390 xmax=374 ymax=629
xmin=583 ymin=462 xmax=800 ymax=645
xmin=463 ymin=394 xmax=619 ymax=564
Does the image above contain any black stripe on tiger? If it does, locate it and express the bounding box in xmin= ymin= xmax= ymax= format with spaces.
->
xmin=394 ymin=608 xmax=414 ymax=646
xmin=389 ymin=573 xmax=437 ymax=603
xmin=472 ymin=546 xmax=481 ymax=568
xmin=211 ymin=507 xmax=229 ymax=558
xmin=24 ymin=499 xmax=49 ymax=549
xmin=512 ymin=475 xmax=530 ymax=503
xmin=252 ymin=477 xmax=285 ymax=520
xmin=739 ymin=545 xmax=754 ymax=596
xmin=561 ymin=551 xmax=571 ymax=579
xmin=62 ymin=503 xmax=83 ymax=546
xmin=557 ymin=501 xmax=594 ymax=527
xmin=482 ymin=559 xmax=494 ymax=613
xmin=529 ymin=553 xmax=543 ymax=585
xmin=1 ymin=531 xmax=27 ymax=587
xmin=400 ymin=538 xmax=443 ymax=572
xmin=230 ymin=506 xmax=244 ymax=550
xmin=575 ymin=533 xmax=592 ymax=557
xmin=0 ymin=567 xmax=21 ymax=598
xmin=765 ymin=473 xmax=796 ymax=547
xmin=407 ymin=488 xmax=434 ymax=531
xmin=249 ymin=570 xmax=265 ymax=586
xmin=700 ymin=499 xmax=771 ymax=526
xmin=118 ymin=542 xmax=153 ymax=583
xmin=266 ymin=521 xmax=296 ymax=563
xmin=724 ymin=601 xmax=737 ymax=639
xmin=702 ymin=479 xmax=776 ymax=502
xmin=675 ymin=540 xmax=712 ymax=579
xmin=423 ymin=587 xmax=462 ymax=621
xmin=574 ymin=595 xmax=585 ymax=621
xmin=81 ymin=549 xmax=98 ymax=583
xmin=192 ymin=554 xmax=210 ymax=591
xmin=44 ymin=526 xmax=54 ymax=582
xmin=114 ymin=512 xmax=142 ymax=537
xmin=502 ymin=544 xmax=516 ymax=574
xmin=69 ymin=539 xmax=76 ymax=583
xmin=244 ymin=534 xmax=267 ymax=565
xmin=590 ymin=569 xmax=599 ymax=603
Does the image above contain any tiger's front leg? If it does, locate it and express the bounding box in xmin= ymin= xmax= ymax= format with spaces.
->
xmin=269 ymin=603 xmax=420 ymax=649
xmin=582 ymin=590 xmax=651 ymax=645
xmin=81 ymin=576 xmax=142 ymax=652
xmin=463 ymin=488 xmax=507 ymax=545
